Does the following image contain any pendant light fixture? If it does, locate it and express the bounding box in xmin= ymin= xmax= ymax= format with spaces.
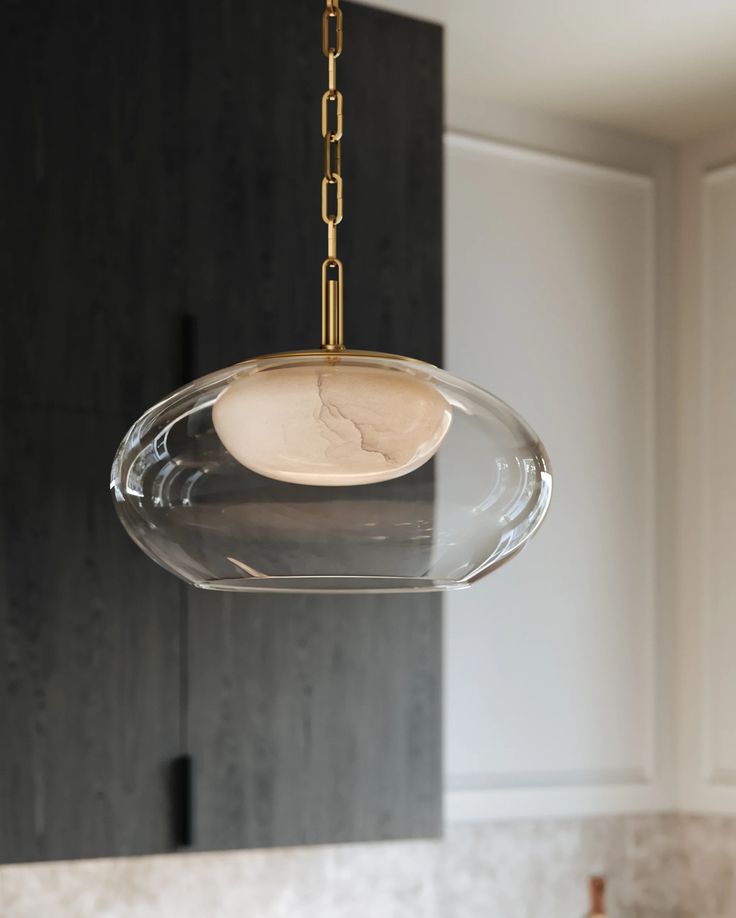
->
xmin=111 ymin=1 xmax=552 ymax=594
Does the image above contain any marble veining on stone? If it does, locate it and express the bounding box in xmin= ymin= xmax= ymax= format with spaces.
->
xmin=212 ymin=364 xmax=452 ymax=486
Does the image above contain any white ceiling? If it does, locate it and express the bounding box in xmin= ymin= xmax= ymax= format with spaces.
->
xmin=365 ymin=0 xmax=736 ymax=141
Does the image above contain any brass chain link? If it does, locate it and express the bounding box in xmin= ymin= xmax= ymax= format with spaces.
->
xmin=321 ymin=0 xmax=344 ymax=350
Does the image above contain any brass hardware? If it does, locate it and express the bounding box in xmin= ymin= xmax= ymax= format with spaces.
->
xmin=327 ymin=217 xmax=337 ymax=260
xmin=321 ymin=90 xmax=343 ymax=141
xmin=321 ymin=1 xmax=345 ymax=350
xmin=328 ymin=50 xmax=337 ymax=93
xmin=321 ymin=174 xmax=343 ymax=224
xmin=322 ymin=5 xmax=343 ymax=58
xmin=241 ymin=349 xmax=436 ymax=366
xmin=322 ymin=259 xmax=344 ymax=351
xmin=324 ymin=134 xmax=341 ymax=180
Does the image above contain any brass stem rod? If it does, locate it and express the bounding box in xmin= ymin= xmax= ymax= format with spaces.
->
xmin=321 ymin=259 xmax=343 ymax=351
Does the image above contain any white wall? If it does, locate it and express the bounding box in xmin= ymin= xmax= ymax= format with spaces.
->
xmin=442 ymin=100 xmax=677 ymax=821
xmin=676 ymin=126 xmax=736 ymax=814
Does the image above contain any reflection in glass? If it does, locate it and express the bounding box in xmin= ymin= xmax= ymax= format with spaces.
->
xmin=111 ymin=352 xmax=552 ymax=593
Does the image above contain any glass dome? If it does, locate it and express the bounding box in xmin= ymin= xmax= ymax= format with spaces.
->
xmin=111 ymin=351 xmax=552 ymax=593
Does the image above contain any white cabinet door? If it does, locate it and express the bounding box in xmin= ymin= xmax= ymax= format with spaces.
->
xmin=443 ymin=133 xmax=665 ymax=820
xmin=678 ymin=154 xmax=736 ymax=814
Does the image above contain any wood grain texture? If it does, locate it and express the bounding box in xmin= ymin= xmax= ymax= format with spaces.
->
xmin=185 ymin=0 xmax=444 ymax=849
xmin=0 ymin=0 xmax=443 ymax=860
xmin=0 ymin=0 xmax=441 ymax=413
xmin=0 ymin=408 xmax=181 ymax=864
xmin=187 ymin=592 xmax=442 ymax=847
xmin=181 ymin=0 xmax=443 ymax=374
xmin=0 ymin=0 xmax=189 ymax=415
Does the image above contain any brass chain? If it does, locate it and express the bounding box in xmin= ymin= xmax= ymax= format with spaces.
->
xmin=321 ymin=0 xmax=344 ymax=350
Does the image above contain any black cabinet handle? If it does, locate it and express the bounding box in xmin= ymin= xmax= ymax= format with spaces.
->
xmin=171 ymin=754 xmax=194 ymax=849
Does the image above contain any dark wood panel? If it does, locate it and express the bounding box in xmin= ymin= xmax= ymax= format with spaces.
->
xmin=0 ymin=408 xmax=182 ymax=863
xmin=183 ymin=0 xmax=443 ymax=376
xmin=185 ymin=0 xmax=444 ymax=849
xmin=341 ymin=3 xmax=443 ymax=363
xmin=0 ymin=0 xmax=441 ymax=413
xmin=187 ymin=592 xmax=442 ymax=847
xmin=0 ymin=0 xmax=443 ymax=861
xmin=0 ymin=0 xmax=189 ymax=416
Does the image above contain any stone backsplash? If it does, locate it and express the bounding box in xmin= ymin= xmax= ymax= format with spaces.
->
xmin=6 ymin=813 xmax=732 ymax=917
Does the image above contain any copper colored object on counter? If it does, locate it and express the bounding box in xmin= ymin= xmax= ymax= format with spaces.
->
xmin=589 ymin=875 xmax=606 ymax=917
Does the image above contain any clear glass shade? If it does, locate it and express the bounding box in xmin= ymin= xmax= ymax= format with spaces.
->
xmin=111 ymin=351 xmax=552 ymax=593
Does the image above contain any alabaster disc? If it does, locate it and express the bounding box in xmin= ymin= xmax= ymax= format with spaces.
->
xmin=212 ymin=363 xmax=452 ymax=486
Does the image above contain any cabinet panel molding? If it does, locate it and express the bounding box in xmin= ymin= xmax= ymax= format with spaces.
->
xmin=443 ymin=132 xmax=665 ymax=822
xmin=695 ymin=164 xmax=736 ymax=791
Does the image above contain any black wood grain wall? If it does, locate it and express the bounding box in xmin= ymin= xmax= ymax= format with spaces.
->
xmin=0 ymin=0 xmax=443 ymax=862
